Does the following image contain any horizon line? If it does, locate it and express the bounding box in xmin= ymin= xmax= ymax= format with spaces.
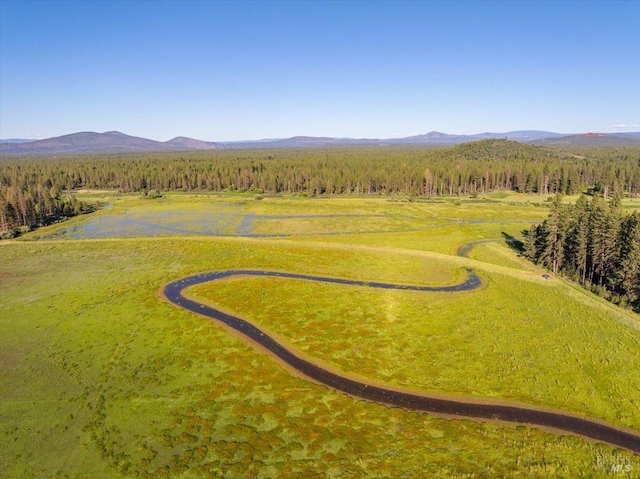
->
xmin=5 ymin=129 xmax=640 ymax=143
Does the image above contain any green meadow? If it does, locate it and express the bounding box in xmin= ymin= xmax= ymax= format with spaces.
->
xmin=1 ymin=192 xmax=639 ymax=477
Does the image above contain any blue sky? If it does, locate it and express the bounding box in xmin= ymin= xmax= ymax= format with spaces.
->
xmin=1 ymin=0 xmax=639 ymax=141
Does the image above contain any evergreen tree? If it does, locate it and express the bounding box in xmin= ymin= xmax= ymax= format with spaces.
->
xmin=541 ymin=194 xmax=568 ymax=274
xmin=617 ymin=212 xmax=640 ymax=308
xmin=567 ymin=194 xmax=591 ymax=284
xmin=525 ymin=194 xmax=640 ymax=312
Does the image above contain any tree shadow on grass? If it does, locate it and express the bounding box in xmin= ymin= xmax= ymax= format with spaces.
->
xmin=502 ymin=231 xmax=524 ymax=255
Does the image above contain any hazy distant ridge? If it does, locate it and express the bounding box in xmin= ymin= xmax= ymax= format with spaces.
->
xmin=532 ymin=132 xmax=640 ymax=146
xmin=0 ymin=131 xmax=221 ymax=154
xmin=1 ymin=130 xmax=638 ymax=154
xmin=0 ymin=138 xmax=37 ymax=144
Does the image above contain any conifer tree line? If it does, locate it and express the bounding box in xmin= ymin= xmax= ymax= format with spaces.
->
xmin=1 ymin=140 xmax=639 ymax=198
xmin=1 ymin=140 xmax=639 ymax=238
xmin=0 ymin=185 xmax=91 ymax=238
xmin=524 ymin=194 xmax=640 ymax=312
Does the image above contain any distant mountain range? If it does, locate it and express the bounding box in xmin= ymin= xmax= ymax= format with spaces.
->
xmin=1 ymin=130 xmax=639 ymax=155
xmin=531 ymin=132 xmax=640 ymax=147
xmin=220 ymin=130 xmax=573 ymax=148
xmin=0 ymin=131 xmax=220 ymax=155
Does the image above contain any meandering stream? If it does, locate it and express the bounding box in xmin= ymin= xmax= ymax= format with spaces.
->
xmin=163 ymin=267 xmax=640 ymax=453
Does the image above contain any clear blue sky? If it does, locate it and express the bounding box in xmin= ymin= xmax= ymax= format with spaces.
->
xmin=1 ymin=0 xmax=639 ymax=141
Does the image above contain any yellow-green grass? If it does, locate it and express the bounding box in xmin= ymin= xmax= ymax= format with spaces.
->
xmin=2 ymin=239 xmax=639 ymax=478
xmin=0 ymin=195 xmax=640 ymax=477
xmin=294 ymin=222 xmax=532 ymax=257
xmin=189 ymin=268 xmax=640 ymax=430
xmin=23 ymin=193 xmax=547 ymax=255
xmin=465 ymin=241 xmax=539 ymax=271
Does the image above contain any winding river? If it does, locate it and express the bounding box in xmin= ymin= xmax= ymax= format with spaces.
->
xmin=163 ymin=268 xmax=640 ymax=453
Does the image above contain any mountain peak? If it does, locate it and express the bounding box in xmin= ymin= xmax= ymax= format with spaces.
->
xmin=166 ymin=137 xmax=218 ymax=149
xmin=423 ymin=131 xmax=450 ymax=138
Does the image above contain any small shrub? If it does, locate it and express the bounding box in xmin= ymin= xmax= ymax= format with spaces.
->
xmin=146 ymin=190 xmax=162 ymax=199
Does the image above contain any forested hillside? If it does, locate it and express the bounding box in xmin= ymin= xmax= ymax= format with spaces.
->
xmin=422 ymin=141 xmax=640 ymax=196
xmin=525 ymin=194 xmax=640 ymax=312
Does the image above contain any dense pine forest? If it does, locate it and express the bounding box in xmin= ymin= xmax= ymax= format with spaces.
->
xmin=0 ymin=185 xmax=92 ymax=238
xmin=1 ymin=140 xmax=639 ymax=237
xmin=525 ymin=194 xmax=640 ymax=312
xmin=1 ymin=140 xmax=639 ymax=197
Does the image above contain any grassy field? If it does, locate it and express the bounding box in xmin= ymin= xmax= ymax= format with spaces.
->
xmin=189 ymin=270 xmax=640 ymax=429
xmin=1 ymin=192 xmax=639 ymax=477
